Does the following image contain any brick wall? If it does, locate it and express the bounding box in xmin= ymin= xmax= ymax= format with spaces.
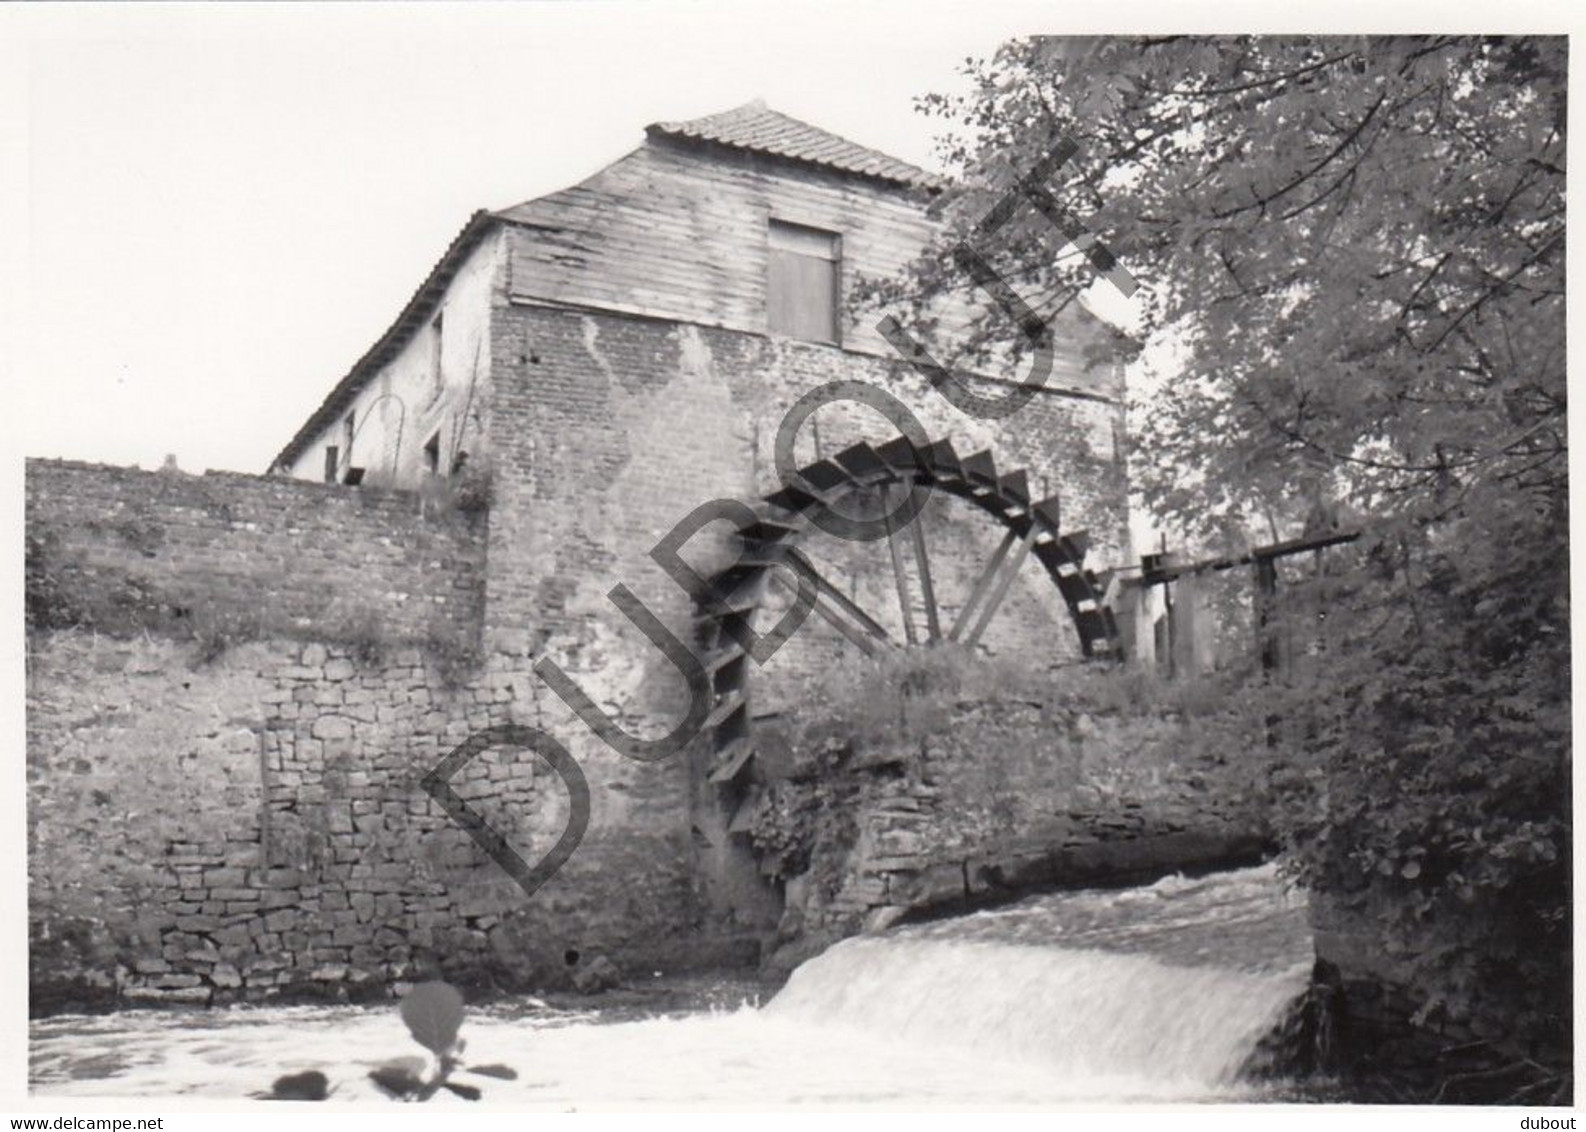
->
xmin=26 ymin=459 xmax=486 ymax=647
xmin=480 ymin=300 xmax=1134 ymax=943
xmin=482 ymin=304 xmax=1128 ymax=658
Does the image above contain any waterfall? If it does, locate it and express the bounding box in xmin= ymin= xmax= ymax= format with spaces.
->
xmin=765 ymin=864 xmax=1312 ymax=1096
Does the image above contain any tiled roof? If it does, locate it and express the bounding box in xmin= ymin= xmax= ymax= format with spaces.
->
xmin=647 ymin=100 xmax=944 ymax=191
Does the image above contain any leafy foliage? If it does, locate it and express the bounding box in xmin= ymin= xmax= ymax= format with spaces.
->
xmin=316 ymin=599 xmax=389 ymax=667
xmin=894 ymin=36 xmax=1567 ymax=1068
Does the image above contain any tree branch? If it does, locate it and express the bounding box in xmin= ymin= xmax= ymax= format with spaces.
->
xmin=1425 ymin=233 xmax=1562 ymax=351
xmin=1213 ymin=91 xmax=1389 ymax=221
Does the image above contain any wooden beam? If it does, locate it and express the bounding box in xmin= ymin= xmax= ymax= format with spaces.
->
xmin=883 ymin=484 xmax=918 ymax=646
xmin=767 ymin=569 xmax=880 ymax=656
xmin=773 ymin=552 xmax=894 ymax=655
xmin=962 ymin=524 xmax=1040 ymax=648
xmin=1140 ymin=530 xmax=1360 ymax=586
xmin=950 ymin=528 xmax=1018 ymax=642
xmin=909 ymin=502 xmax=942 ymax=642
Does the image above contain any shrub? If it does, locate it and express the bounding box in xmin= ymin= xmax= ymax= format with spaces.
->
xmin=809 ymin=642 xmax=1045 ymax=748
xmin=451 ymin=460 xmax=495 ymax=518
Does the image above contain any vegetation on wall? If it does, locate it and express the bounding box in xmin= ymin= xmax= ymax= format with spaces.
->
xmin=892 ymin=35 xmax=1568 ymax=1092
xmin=744 ymin=739 xmax=862 ymax=891
xmin=745 ymin=646 xmax=1017 ymax=892
xmin=25 ymin=532 xmax=87 ymax=633
xmin=743 ymin=643 xmax=1263 ymax=891
xmin=26 ymin=530 xmax=484 ymax=684
xmin=806 ymin=642 xmax=1042 ymax=746
xmin=418 ymin=459 xmax=496 ymax=524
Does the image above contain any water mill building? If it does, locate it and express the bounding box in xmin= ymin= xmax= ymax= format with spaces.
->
xmin=27 ymin=104 xmax=1256 ymax=1008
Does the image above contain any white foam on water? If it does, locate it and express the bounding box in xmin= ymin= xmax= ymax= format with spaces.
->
xmin=31 ymin=864 xmax=1313 ymax=1105
xmin=766 ymin=937 xmax=1309 ymax=1094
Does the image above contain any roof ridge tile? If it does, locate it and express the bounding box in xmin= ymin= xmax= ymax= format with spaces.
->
xmin=647 ymin=101 xmax=943 ymax=190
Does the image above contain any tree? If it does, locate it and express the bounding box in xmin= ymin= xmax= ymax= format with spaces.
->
xmin=892 ymin=36 xmax=1568 ymax=1092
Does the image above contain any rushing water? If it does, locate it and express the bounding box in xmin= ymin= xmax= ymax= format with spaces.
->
xmin=31 ymin=864 xmax=1313 ymax=1105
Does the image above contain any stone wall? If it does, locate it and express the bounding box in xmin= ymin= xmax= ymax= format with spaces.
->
xmin=729 ymin=670 xmax=1270 ymax=969
xmin=25 ymin=456 xmax=719 ymax=1013
xmin=27 ymin=631 xmax=713 ymax=1012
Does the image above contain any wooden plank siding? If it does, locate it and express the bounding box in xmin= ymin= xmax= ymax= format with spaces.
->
xmin=499 ymin=140 xmax=1123 ymax=400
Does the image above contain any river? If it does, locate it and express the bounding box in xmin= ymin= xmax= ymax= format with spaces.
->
xmin=31 ymin=863 xmax=1313 ymax=1106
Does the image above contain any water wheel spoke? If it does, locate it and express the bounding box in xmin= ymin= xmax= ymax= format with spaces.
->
xmin=949 ymin=528 xmax=1018 ymax=642
xmin=883 ymin=483 xmax=918 ymax=646
xmin=909 ymin=501 xmax=942 ymax=642
xmin=961 ymin=524 xmax=1040 ymax=647
xmin=769 ymin=551 xmax=892 ymax=656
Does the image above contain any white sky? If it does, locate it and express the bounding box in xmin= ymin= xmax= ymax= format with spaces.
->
xmin=0 ymin=0 xmax=1571 ymax=480
xmin=0 ymin=1 xmax=1073 ymax=475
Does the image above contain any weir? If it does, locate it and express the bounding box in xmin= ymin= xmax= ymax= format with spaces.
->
xmin=767 ymin=863 xmax=1312 ymax=1095
xmin=32 ymin=864 xmax=1315 ymax=1103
